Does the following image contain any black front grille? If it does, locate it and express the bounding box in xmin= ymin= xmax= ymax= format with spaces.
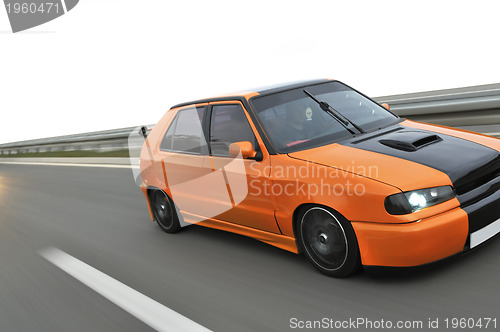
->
xmin=454 ymin=155 xmax=500 ymax=196
xmin=463 ymin=189 xmax=500 ymax=233
xmin=456 ymin=154 xmax=500 ymax=231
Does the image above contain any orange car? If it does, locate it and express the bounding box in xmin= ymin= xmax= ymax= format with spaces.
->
xmin=139 ymin=79 xmax=500 ymax=277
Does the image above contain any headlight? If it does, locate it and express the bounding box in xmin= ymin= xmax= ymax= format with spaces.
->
xmin=385 ymin=186 xmax=455 ymax=215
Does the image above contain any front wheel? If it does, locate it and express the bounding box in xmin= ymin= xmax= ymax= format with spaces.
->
xmin=298 ymin=206 xmax=360 ymax=277
xmin=150 ymin=190 xmax=181 ymax=233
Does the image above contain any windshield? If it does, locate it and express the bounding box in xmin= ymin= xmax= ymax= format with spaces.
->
xmin=250 ymin=81 xmax=399 ymax=153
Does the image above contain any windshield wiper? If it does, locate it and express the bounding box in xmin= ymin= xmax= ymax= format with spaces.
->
xmin=303 ymin=89 xmax=364 ymax=134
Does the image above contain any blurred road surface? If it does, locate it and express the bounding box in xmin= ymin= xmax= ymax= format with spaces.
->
xmin=0 ymin=163 xmax=499 ymax=331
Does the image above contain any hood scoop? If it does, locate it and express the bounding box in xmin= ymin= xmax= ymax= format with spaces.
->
xmin=378 ymin=131 xmax=443 ymax=152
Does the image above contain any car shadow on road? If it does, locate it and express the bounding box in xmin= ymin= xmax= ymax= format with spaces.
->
xmin=154 ymin=222 xmax=500 ymax=283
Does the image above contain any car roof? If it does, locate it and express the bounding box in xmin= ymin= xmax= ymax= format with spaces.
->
xmin=170 ymin=79 xmax=331 ymax=109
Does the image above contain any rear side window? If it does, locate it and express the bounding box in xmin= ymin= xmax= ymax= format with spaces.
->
xmin=210 ymin=104 xmax=257 ymax=157
xmin=160 ymin=106 xmax=206 ymax=154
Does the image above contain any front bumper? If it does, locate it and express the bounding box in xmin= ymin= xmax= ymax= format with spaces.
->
xmin=352 ymin=188 xmax=500 ymax=267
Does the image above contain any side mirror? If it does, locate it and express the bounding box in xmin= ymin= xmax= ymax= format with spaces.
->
xmin=381 ymin=103 xmax=390 ymax=110
xmin=229 ymin=141 xmax=257 ymax=159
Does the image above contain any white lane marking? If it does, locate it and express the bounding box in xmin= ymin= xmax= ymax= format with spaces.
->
xmin=39 ymin=247 xmax=211 ymax=332
xmin=470 ymin=217 xmax=500 ymax=249
xmin=0 ymin=161 xmax=137 ymax=169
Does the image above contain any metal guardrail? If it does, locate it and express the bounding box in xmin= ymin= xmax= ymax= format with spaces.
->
xmin=374 ymin=82 xmax=500 ymax=137
xmin=0 ymin=127 xmax=131 ymax=155
xmin=0 ymin=125 xmax=154 ymax=155
xmin=1 ymin=83 xmax=499 ymax=155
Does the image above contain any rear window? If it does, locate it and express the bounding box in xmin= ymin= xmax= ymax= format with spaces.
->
xmin=160 ymin=106 xmax=206 ymax=154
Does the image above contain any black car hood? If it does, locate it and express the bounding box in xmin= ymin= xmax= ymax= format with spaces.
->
xmin=342 ymin=125 xmax=500 ymax=195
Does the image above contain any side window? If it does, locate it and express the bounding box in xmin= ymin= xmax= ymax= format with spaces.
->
xmin=160 ymin=106 xmax=206 ymax=154
xmin=210 ymin=104 xmax=257 ymax=157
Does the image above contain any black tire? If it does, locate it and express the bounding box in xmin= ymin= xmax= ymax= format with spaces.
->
xmin=150 ymin=190 xmax=181 ymax=233
xmin=298 ymin=206 xmax=361 ymax=277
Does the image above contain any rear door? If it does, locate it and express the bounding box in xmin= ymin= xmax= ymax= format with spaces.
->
xmin=156 ymin=104 xmax=215 ymax=222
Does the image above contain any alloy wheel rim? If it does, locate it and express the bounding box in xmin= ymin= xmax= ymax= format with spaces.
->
xmin=301 ymin=207 xmax=348 ymax=271
xmin=154 ymin=192 xmax=173 ymax=228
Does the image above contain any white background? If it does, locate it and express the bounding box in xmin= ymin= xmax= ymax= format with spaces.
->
xmin=1 ymin=0 xmax=499 ymax=144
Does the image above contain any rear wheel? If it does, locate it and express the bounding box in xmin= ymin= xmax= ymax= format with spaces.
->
xmin=298 ymin=206 xmax=360 ymax=277
xmin=150 ymin=190 xmax=181 ymax=233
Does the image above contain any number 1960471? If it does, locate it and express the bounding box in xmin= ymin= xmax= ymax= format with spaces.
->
xmin=6 ymin=2 xmax=60 ymax=14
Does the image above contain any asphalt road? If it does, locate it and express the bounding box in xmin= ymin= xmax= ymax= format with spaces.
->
xmin=0 ymin=163 xmax=499 ymax=331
